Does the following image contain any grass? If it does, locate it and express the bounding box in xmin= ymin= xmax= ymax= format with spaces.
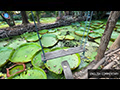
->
xmin=0 ymin=17 xmax=57 ymax=29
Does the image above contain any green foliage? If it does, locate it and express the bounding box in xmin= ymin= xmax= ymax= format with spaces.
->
xmin=28 ymin=11 xmax=37 ymax=21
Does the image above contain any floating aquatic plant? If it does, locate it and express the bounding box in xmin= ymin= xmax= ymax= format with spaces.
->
xmin=9 ymin=43 xmax=41 ymax=63
xmin=0 ymin=47 xmax=13 ymax=67
xmin=45 ymin=47 xmax=81 ymax=74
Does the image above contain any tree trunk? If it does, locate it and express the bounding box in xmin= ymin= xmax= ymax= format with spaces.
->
xmin=8 ymin=12 xmax=15 ymax=26
xmin=64 ymin=11 xmax=69 ymax=16
xmin=109 ymin=34 xmax=120 ymax=50
xmin=58 ymin=11 xmax=61 ymax=17
xmin=95 ymin=11 xmax=120 ymax=61
xmin=99 ymin=11 xmax=107 ymax=19
xmin=21 ymin=11 xmax=29 ymax=25
xmin=36 ymin=11 xmax=40 ymax=24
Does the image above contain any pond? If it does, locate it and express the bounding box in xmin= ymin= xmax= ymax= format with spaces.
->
xmin=0 ymin=18 xmax=120 ymax=79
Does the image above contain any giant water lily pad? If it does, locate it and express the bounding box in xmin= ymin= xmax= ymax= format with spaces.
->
xmin=0 ymin=47 xmax=13 ymax=67
xmin=92 ymin=20 xmax=103 ymax=24
xmin=71 ymin=22 xmax=80 ymax=27
xmin=48 ymin=29 xmax=56 ymax=33
xmin=31 ymin=48 xmax=51 ymax=69
xmin=39 ymin=29 xmax=48 ymax=34
xmin=24 ymin=32 xmax=42 ymax=42
xmin=7 ymin=38 xmax=26 ymax=49
xmin=74 ymin=30 xmax=88 ymax=36
xmin=111 ymin=31 xmax=119 ymax=41
xmin=116 ymin=22 xmax=120 ymax=26
xmin=80 ymin=41 xmax=99 ymax=62
xmin=10 ymin=67 xmax=47 ymax=79
xmin=0 ymin=41 xmax=9 ymax=47
xmin=9 ymin=43 xmax=41 ymax=63
xmin=9 ymin=65 xmax=24 ymax=75
xmin=41 ymin=34 xmax=58 ymax=47
xmin=88 ymin=33 xmax=101 ymax=39
xmin=7 ymin=64 xmax=25 ymax=78
xmin=45 ymin=47 xmax=81 ymax=74
xmin=65 ymin=35 xmax=74 ymax=40
xmin=93 ymin=28 xmax=104 ymax=34
xmin=57 ymin=35 xmax=65 ymax=40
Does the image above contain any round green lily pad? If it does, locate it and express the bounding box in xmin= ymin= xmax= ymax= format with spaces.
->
xmin=92 ymin=20 xmax=103 ymax=24
xmin=12 ymin=67 xmax=47 ymax=79
xmin=116 ymin=22 xmax=120 ymax=26
xmin=31 ymin=48 xmax=51 ymax=69
xmin=9 ymin=43 xmax=41 ymax=63
xmin=0 ymin=40 xmax=9 ymax=47
xmin=57 ymin=35 xmax=65 ymax=40
xmin=92 ymin=28 xmax=104 ymax=34
xmin=45 ymin=47 xmax=81 ymax=74
xmin=0 ymin=47 xmax=13 ymax=67
xmin=48 ymin=29 xmax=56 ymax=33
xmin=25 ymin=32 xmax=42 ymax=42
xmin=111 ymin=31 xmax=119 ymax=41
xmin=8 ymin=65 xmax=24 ymax=78
xmin=74 ymin=30 xmax=88 ymax=36
xmin=41 ymin=34 xmax=58 ymax=47
xmin=7 ymin=38 xmax=26 ymax=49
xmin=65 ymin=35 xmax=74 ymax=40
xmin=39 ymin=29 xmax=48 ymax=34
xmin=88 ymin=33 xmax=101 ymax=39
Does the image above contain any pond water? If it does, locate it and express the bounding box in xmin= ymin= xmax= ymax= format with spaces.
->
xmin=0 ymin=19 xmax=120 ymax=79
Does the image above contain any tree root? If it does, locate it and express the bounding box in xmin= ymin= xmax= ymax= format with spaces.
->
xmin=73 ymin=48 xmax=120 ymax=79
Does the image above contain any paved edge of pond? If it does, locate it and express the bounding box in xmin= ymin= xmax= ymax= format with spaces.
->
xmin=0 ymin=17 xmax=84 ymax=39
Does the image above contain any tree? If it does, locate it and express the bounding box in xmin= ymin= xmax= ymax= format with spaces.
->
xmin=95 ymin=11 xmax=120 ymax=61
xmin=64 ymin=11 xmax=69 ymax=16
xmin=21 ymin=11 xmax=29 ymax=25
xmin=0 ymin=11 xmax=15 ymax=27
xmin=36 ymin=11 xmax=40 ymax=24
xmin=7 ymin=11 xmax=15 ymax=26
